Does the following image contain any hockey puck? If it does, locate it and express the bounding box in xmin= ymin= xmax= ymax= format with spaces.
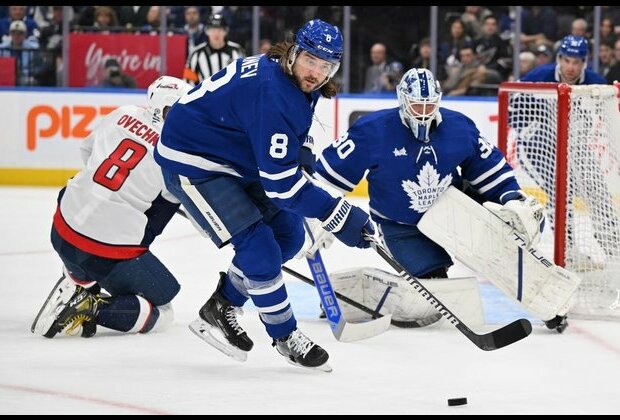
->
xmin=447 ymin=397 xmax=467 ymax=406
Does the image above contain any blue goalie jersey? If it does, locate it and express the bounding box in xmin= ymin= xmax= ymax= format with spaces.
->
xmin=316 ymin=107 xmax=521 ymax=225
xmin=154 ymin=54 xmax=337 ymax=219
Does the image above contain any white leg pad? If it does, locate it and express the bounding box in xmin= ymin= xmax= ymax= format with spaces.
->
xmin=418 ymin=186 xmax=582 ymax=321
xmin=329 ymin=267 xmax=485 ymax=328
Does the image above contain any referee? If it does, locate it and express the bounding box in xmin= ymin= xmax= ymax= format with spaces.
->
xmin=183 ymin=13 xmax=246 ymax=86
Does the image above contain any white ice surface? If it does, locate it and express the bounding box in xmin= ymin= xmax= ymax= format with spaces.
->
xmin=1 ymin=186 xmax=619 ymax=414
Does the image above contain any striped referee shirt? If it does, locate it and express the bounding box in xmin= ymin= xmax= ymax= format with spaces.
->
xmin=183 ymin=41 xmax=245 ymax=86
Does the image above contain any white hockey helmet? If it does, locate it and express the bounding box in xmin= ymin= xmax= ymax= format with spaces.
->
xmin=396 ymin=68 xmax=442 ymax=143
xmin=147 ymin=75 xmax=192 ymax=124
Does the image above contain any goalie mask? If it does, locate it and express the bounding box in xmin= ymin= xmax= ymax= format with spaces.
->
xmin=397 ymin=68 xmax=443 ymax=143
xmin=147 ymin=75 xmax=192 ymax=126
xmin=287 ymin=19 xmax=343 ymax=90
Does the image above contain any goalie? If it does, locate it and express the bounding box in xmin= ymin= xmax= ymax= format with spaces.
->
xmin=304 ymin=67 xmax=579 ymax=332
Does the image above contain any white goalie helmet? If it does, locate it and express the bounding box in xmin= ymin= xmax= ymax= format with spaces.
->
xmin=396 ymin=68 xmax=443 ymax=143
xmin=147 ymin=75 xmax=192 ymax=125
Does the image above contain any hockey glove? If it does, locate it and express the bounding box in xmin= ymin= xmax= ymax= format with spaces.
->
xmin=483 ymin=191 xmax=546 ymax=248
xmin=298 ymin=135 xmax=316 ymax=176
xmin=321 ymin=198 xmax=375 ymax=248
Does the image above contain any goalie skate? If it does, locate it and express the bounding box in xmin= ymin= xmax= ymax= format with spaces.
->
xmin=31 ymin=273 xmax=77 ymax=337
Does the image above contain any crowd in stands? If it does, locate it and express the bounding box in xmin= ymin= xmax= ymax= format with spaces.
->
xmin=1 ymin=6 xmax=619 ymax=92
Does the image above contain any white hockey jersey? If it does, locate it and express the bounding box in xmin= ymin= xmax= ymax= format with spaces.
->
xmin=53 ymin=105 xmax=180 ymax=259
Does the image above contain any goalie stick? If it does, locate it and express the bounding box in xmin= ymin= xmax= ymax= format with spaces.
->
xmin=281 ymin=265 xmax=442 ymax=328
xmin=366 ymin=235 xmax=533 ymax=351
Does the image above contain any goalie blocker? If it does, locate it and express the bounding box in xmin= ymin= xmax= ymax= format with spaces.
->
xmin=417 ymin=186 xmax=581 ymax=329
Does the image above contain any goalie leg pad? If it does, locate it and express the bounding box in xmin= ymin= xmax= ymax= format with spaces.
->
xmin=329 ymin=267 xmax=485 ymax=328
xmin=418 ymin=186 xmax=582 ymax=322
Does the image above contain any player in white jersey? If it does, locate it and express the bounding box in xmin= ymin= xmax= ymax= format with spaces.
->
xmin=31 ymin=76 xmax=193 ymax=339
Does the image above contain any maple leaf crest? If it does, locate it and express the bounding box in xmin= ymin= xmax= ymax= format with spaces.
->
xmin=402 ymin=162 xmax=453 ymax=212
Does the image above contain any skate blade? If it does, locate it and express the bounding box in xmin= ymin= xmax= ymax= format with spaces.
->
xmin=31 ymin=276 xmax=75 ymax=336
xmin=285 ymin=358 xmax=332 ymax=373
xmin=188 ymin=319 xmax=248 ymax=363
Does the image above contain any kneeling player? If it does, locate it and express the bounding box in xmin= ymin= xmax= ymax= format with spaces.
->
xmin=32 ymin=76 xmax=192 ymax=338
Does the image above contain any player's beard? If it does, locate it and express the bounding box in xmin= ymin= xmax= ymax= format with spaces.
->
xmin=293 ymin=73 xmax=322 ymax=93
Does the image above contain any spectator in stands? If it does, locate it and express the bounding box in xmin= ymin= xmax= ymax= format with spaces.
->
xmin=520 ymin=6 xmax=558 ymax=51
xmin=35 ymin=6 xmax=64 ymax=86
xmin=508 ymin=51 xmax=537 ymax=81
xmin=93 ymin=6 xmax=119 ymax=33
xmin=182 ymin=13 xmax=245 ymax=86
xmin=474 ymin=14 xmax=511 ymax=80
xmin=140 ymin=6 xmax=161 ymax=35
xmin=534 ymin=43 xmax=554 ymax=67
xmin=460 ymin=5 xmax=493 ymax=39
xmin=438 ymin=18 xmax=472 ymax=68
xmin=33 ymin=6 xmax=73 ymax=34
xmin=599 ymin=18 xmax=617 ymax=47
xmin=363 ymin=42 xmax=403 ymax=93
xmin=182 ymin=6 xmax=206 ymax=56
xmin=259 ymin=38 xmax=273 ymax=54
xmin=117 ymin=6 xmax=150 ymax=31
xmin=0 ymin=20 xmax=40 ymax=86
xmin=410 ymin=37 xmax=431 ymax=70
xmin=605 ymin=38 xmax=620 ymax=84
xmin=0 ymin=5 xmax=38 ymax=42
xmin=597 ymin=41 xmax=615 ymax=79
xmin=98 ymin=57 xmax=137 ymax=88
xmin=442 ymin=43 xmax=487 ymax=96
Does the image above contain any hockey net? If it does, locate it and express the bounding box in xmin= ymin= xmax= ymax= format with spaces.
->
xmin=498 ymin=82 xmax=620 ymax=320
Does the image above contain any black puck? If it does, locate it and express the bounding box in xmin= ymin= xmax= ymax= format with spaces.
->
xmin=447 ymin=397 xmax=467 ymax=406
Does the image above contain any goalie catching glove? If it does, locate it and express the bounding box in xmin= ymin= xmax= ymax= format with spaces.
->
xmin=483 ymin=190 xmax=546 ymax=247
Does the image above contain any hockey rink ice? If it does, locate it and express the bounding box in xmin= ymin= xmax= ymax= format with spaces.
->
xmin=1 ymin=186 xmax=619 ymax=415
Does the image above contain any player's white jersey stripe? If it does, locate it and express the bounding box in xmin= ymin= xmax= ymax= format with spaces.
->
xmin=469 ymin=158 xmax=506 ymax=186
xmin=477 ymin=171 xmax=516 ymax=194
xmin=314 ymin=173 xmax=349 ymax=195
xmin=264 ymin=177 xmax=307 ymax=199
xmin=256 ymin=299 xmax=290 ymax=314
xmin=180 ymin=176 xmax=232 ymax=243
xmin=128 ymin=296 xmax=151 ymax=333
xmin=259 ymin=167 xmax=298 ymax=180
xmin=156 ymin=140 xmax=241 ymax=177
xmin=318 ymin=155 xmax=357 ymax=189
xmin=247 ymin=279 xmax=285 ymax=296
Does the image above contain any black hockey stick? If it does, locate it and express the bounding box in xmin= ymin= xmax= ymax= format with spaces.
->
xmin=366 ymin=235 xmax=533 ymax=351
xmin=282 ymin=265 xmax=441 ymax=328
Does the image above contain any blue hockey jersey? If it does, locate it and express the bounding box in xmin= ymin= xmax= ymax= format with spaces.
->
xmin=521 ymin=63 xmax=607 ymax=84
xmin=316 ymin=107 xmax=521 ymax=225
xmin=154 ymin=54 xmax=336 ymax=219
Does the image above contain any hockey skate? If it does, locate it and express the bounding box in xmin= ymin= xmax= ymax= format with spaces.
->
xmin=32 ymin=274 xmax=101 ymax=338
xmin=272 ymin=328 xmax=331 ymax=372
xmin=188 ymin=272 xmax=254 ymax=362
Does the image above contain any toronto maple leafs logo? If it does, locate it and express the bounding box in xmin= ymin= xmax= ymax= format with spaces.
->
xmin=402 ymin=162 xmax=453 ymax=212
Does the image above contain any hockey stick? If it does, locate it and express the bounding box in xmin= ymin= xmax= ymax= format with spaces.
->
xmin=366 ymin=235 xmax=533 ymax=351
xmin=303 ymin=248 xmax=391 ymax=342
xmin=281 ymin=265 xmax=441 ymax=328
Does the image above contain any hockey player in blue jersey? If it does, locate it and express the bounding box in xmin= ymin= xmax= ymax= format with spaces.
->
xmin=313 ymin=67 xmax=572 ymax=332
xmin=521 ymin=35 xmax=607 ymax=84
xmin=513 ymin=34 xmax=619 ymax=270
xmin=154 ymin=19 xmax=374 ymax=371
